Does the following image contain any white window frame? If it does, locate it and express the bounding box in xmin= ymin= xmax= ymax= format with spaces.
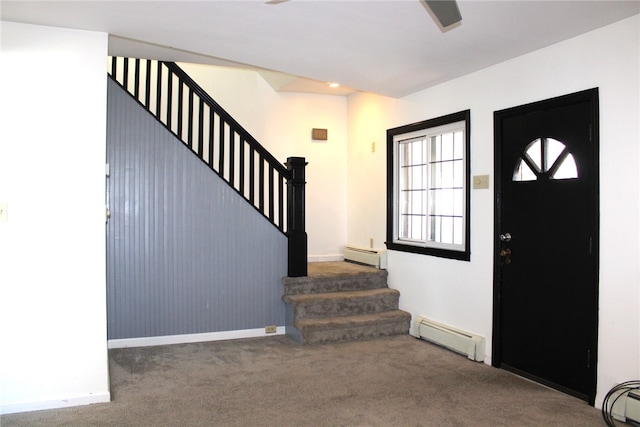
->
xmin=386 ymin=110 xmax=471 ymax=261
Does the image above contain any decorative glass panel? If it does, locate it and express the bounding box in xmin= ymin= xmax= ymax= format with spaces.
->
xmin=513 ymin=137 xmax=578 ymax=181
xmin=526 ymin=139 xmax=542 ymax=172
xmin=546 ymin=138 xmax=564 ymax=168
xmin=513 ymin=159 xmax=537 ymax=181
xmin=552 ymin=154 xmax=578 ymax=180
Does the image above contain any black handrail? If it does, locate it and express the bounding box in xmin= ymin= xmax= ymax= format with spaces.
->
xmin=108 ymin=57 xmax=307 ymax=276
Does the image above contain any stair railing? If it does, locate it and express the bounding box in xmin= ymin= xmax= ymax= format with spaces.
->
xmin=108 ymin=57 xmax=307 ymax=276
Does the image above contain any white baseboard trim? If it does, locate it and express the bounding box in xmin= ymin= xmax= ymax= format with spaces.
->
xmin=107 ymin=327 xmax=286 ymax=349
xmin=308 ymin=254 xmax=344 ymax=262
xmin=1 ymin=392 xmax=111 ymax=415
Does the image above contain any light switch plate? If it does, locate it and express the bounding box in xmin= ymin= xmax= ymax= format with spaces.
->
xmin=473 ymin=175 xmax=490 ymax=189
xmin=0 ymin=202 xmax=7 ymax=221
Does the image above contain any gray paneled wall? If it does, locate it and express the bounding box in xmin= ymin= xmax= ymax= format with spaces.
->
xmin=106 ymin=78 xmax=287 ymax=340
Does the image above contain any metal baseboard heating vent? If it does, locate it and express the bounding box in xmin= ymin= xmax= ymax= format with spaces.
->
xmin=611 ymin=388 xmax=640 ymax=424
xmin=411 ymin=316 xmax=485 ymax=362
xmin=344 ymin=246 xmax=387 ymax=269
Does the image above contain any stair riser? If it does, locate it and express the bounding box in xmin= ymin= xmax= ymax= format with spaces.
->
xmin=284 ymin=274 xmax=388 ymax=295
xmin=300 ymin=320 xmax=410 ymax=345
xmin=292 ymin=294 xmax=400 ymax=319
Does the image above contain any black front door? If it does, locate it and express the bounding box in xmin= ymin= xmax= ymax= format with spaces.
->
xmin=493 ymin=89 xmax=599 ymax=404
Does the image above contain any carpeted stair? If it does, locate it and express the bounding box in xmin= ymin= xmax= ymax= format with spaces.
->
xmin=282 ymin=261 xmax=411 ymax=344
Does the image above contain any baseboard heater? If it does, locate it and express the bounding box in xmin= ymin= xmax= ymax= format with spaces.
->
xmin=411 ymin=316 xmax=485 ymax=362
xmin=344 ymin=246 xmax=387 ymax=269
xmin=612 ymin=389 xmax=640 ymax=424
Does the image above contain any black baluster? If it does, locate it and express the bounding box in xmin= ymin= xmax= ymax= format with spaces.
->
xmin=249 ymin=147 xmax=255 ymax=205
xmin=198 ymin=98 xmax=204 ymax=158
xmin=167 ymin=70 xmax=173 ymax=130
xmin=134 ymin=58 xmax=140 ymax=99
xmin=155 ymin=63 xmax=162 ymax=120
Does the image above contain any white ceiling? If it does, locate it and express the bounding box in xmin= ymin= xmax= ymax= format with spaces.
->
xmin=2 ymin=1 xmax=639 ymax=97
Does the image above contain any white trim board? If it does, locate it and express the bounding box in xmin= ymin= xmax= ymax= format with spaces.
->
xmin=1 ymin=392 xmax=111 ymax=415
xmin=108 ymin=327 xmax=286 ymax=349
xmin=308 ymin=254 xmax=344 ymax=262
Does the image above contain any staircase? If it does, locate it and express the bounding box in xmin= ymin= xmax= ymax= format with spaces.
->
xmin=107 ymin=56 xmax=307 ymax=277
xmin=282 ymin=262 xmax=411 ymax=344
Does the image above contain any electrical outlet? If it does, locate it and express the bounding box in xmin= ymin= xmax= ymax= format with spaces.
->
xmin=371 ymin=141 xmax=376 ymax=153
xmin=0 ymin=202 xmax=7 ymax=221
xmin=265 ymin=325 xmax=277 ymax=334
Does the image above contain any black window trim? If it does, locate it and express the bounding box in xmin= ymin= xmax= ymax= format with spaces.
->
xmin=386 ymin=109 xmax=471 ymax=261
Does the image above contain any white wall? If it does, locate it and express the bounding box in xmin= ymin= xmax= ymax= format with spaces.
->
xmin=346 ymin=93 xmax=400 ymax=251
xmin=0 ymin=22 xmax=110 ymax=413
xmin=347 ymin=15 xmax=640 ymax=407
xmin=178 ymin=63 xmax=349 ymax=259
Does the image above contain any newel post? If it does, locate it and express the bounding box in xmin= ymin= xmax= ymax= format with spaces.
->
xmin=286 ymin=157 xmax=308 ymax=277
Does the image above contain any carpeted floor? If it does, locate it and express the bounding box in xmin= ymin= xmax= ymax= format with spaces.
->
xmin=2 ymin=335 xmax=604 ymax=426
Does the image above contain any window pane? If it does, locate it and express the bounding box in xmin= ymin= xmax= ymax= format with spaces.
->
xmin=552 ymin=154 xmax=578 ymax=180
xmin=413 ymin=139 xmax=425 ymax=164
xmin=453 ymin=217 xmax=463 ymax=245
xmin=432 ymin=135 xmax=440 ymax=163
xmin=400 ymin=190 xmax=407 ymax=212
xmin=400 ymin=165 xmax=422 ymax=190
xmin=399 ymin=166 xmax=408 ymax=190
xmin=441 ymin=132 xmax=454 ymax=161
xmin=416 ymin=216 xmax=424 ymax=240
xmin=513 ymin=159 xmax=537 ymax=181
xmin=400 ymin=142 xmax=410 ymax=167
xmin=428 ymin=190 xmax=437 ymax=215
xmin=453 ymin=131 xmax=464 ymax=159
xmin=441 ymin=161 xmax=454 ymax=188
xmin=453 ymin=188 xmax=463 ymax=216
xmin=412 ymin=165 xmax=424 ymax=188
xmin=429 ymin=215 xmax=439 ymax=242
xmin=525 ymin=139 xmax=542 ymax=172
xmin=401 ymin=214 xmax=424 ymax=241
xmin=440 ymin=216 xmax=453 ymax=244
xmin=546 ymin=138 xmax=565 ymax=170
xmin=441 ymin=189 xmax=455 ymax=216
xmin=430 ymin=162 xmax=441 ymax=189
xmin=410 ymin=190 xmax=425 ymax=214
xmin=453 ymin=159 xmax=463 ymax=188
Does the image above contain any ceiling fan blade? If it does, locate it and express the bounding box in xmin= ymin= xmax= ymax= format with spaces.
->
xmin=422 ymin=0 xmax=462 ymax=29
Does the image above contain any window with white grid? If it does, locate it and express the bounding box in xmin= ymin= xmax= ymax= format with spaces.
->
xmin=387 ymin=111 xmax=470 ymax=260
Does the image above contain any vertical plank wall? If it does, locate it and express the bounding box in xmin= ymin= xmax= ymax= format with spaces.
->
xmin=106 ymin=79 xmax=287 ymax=340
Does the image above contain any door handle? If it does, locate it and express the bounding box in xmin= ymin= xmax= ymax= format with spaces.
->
xmin=499 ymin=232 xmax=512 ymax=242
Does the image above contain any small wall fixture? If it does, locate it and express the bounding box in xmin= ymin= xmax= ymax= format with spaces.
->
xmin=312 ymin=128 xmax=328 ymax=141
xmin=327 ymin=82 xmax=340 ymax=88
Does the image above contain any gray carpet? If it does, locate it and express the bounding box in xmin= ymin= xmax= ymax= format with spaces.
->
xmin=2 ymin=335 xmax=603 ymax=426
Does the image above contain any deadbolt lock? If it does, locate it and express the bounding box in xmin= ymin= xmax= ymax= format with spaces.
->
xmin=500 ymin=248 xmax=512 ymax=265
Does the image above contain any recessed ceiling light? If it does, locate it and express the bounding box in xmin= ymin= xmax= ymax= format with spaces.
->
xmin=327 ymin=82 xmax=340 ymax=88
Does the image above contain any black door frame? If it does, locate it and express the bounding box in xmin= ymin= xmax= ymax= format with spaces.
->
xmin=492 ymin=88 xmax=600 ymax=405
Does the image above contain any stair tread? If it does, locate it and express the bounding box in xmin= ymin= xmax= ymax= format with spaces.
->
xmin=283 ymin=288 xmax=398 ymax=304
xmin=287 ymin=261 xmax=386 ymax=280
xmin=296 ymin=310 xmax=411 ymax=329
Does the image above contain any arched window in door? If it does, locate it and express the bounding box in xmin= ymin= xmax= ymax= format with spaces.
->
xmin=513 ymin=137 xmax=578 ymax=181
